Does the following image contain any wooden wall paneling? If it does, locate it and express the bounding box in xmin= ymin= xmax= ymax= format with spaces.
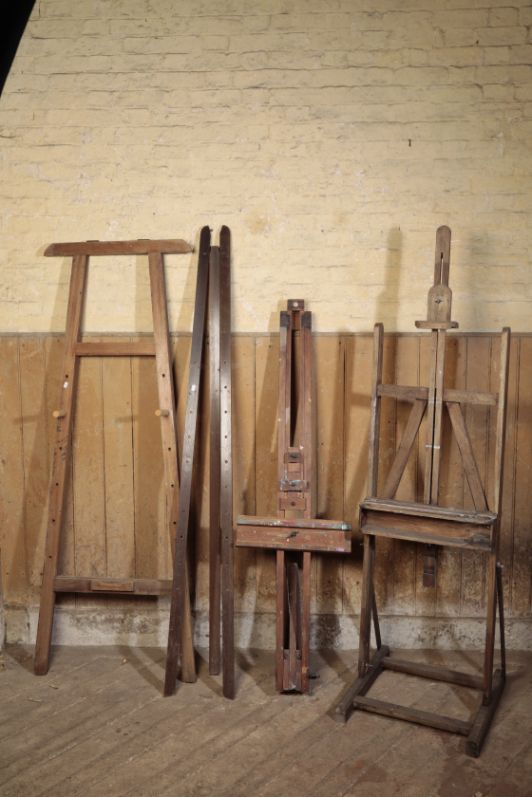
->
xmin=131 ymin=344 xmax=164 ymax=580
xmin=433 ymin=335 xmax=466 ymax=618
xmin=341 ymin=334 xmax=372 ymax=620
xmin=72 ymin=342 xmax=106 ymax=588
xmin=254 ymin=335 xmax=279 ymax=615
xmin=232 ymin=336 xmax=257 ymax=614
xmin=313 ymin=336 xmax=345 ymax=617
xmin=512 ymin=337 xmax=532 ymax=616
xmin=44 ymin=336 xmax=75 ymax=589
xmin=374 ymin=334 xmax=398 ymax=613
xmin=498 ymin=337 xmax=519 ymax=614
xmin=391 ymin=335 xmax=419 ymax=616
xmin=0 ymin=338 xmax=28 ymax=602
xmin=101 ymin=340 xmax=135 ymax=579
xmin=460 ymin=336 xmax=492 ymax=618
xmin=18 ymin=338 xmax=49 ymax=596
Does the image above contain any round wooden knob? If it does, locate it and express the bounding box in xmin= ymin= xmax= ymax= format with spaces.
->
xmin=52 ymin=410 xmax=66 ymax=418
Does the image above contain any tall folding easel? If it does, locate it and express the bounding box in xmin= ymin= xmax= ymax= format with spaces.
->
xmin=236 ymin=300 xmax=351 ymax=693
xmin=335 ymin=227 xmax=510 ymax=756
xmin=34 ymin=238 xmax=196 ymax=682
xmin=164 ymin=227 xmax=235 ymax=699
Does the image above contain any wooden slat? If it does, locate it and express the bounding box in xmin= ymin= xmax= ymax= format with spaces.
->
xmin=353 ymin=695 xmax=471 ymax=736
xmin=149 ymin=251 xmax=195 ymax=683
xmin=44 ymin=239 xmax=193 ymax=257
xmin=54 ymin=576 xmax=171 ymax=595
xmin=381 ymin=656 xmax=483 ymax=689
xmin=235 ymin=525 xmax=351 ymax=553
xmin=237 ymin=515 xmax=350 ymax=530
xmin=361 ymin=510 xmax=492 ymax=552
xmin=165 ymin=226 xmax=209 ymax=696
xmin=208 ymin=246 xmax=221 ymax=676
xmin=361 ymin=498 xmax=495 ymax=524
xmin=219 ymin=226 xmax=235 ymax=699
xmin=74 ymin=341 xmax=156 ymax=357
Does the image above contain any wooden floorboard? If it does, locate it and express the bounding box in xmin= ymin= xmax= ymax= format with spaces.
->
xmin=0 ymin=646 xmax=531 ymax=797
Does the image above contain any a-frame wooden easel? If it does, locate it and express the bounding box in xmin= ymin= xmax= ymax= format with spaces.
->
xmin=236 ymin=300 xmax=351 ymax=693
xmin=34 ymin=238 xmax=196 ymax=683
xmin=335 ymin=226 xmax=510 ymax=756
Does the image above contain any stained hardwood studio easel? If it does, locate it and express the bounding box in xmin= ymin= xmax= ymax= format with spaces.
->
xmin=164 ymin=226 xmax=235 ymax=699
xmin=236 ymin=300 xmax=351 ymax=693
xmin=34 ymin=238 xmax=196 ymax=681
xmin=335 ymin=227 xmax=510 ymax=756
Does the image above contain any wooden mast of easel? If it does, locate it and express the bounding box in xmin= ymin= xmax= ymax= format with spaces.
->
xmin=416 ymin=226 xmax=457 ymax=586
xmin=335 ymin=226 xmax=510 ymax=757
xmin=235 ymin=300 xmax=351 ymax=694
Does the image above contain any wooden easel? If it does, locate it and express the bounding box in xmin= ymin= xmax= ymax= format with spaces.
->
xmin=236 ymin=300 xmax=351 ymax=693
xmin=335 ymin=227 xmax=510 ymax=756
xmin=164 ymin=227 xmax=235 ymax=699
xmin=34 ymin=238 xmax=196 ymax=682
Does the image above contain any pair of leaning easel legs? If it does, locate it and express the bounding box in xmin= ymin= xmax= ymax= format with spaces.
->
xmin=164 ymin=226 xmax=235 ymax=698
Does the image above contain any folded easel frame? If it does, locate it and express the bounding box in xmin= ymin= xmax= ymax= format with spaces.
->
xmin=34 ymin=238 xmax=196 ymax=681
xmin=164 ymin=227 xmax=235 ymax=699
xmin=236 ymin=300 xmax=351 ymax=693
xmin=335 ymin=227 xmax=510 ymax=757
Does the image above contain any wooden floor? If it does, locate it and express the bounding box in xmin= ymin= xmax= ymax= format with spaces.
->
xmin=1 ymin=646 xmax=531 ymax=797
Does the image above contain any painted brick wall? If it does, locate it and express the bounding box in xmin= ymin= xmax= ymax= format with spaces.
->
xmin=0 ymin=0 xmax=531 ymax=334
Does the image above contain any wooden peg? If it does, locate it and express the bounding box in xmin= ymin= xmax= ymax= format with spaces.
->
xmin=155 ymin=409 xmax=170 ymax=417
xmin=52 ymin=410 xmax=66 ymax=419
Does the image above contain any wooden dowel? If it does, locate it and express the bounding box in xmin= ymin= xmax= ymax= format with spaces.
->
xmin=52 ymin=410 xmax=66 ymax=419
xmin=155 ymin=409 xmax=170 ymax=417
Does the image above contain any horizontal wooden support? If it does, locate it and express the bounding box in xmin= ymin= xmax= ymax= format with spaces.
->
xmin=361 ymin=498 xmax=496 ymax=525
xmin=466 ymin=669 xmax=505 ymax=757
xmin=235 ymin=522 xmax=351 ymax=553
xmin=353 ymin=695 xmax=471 ymax=736
xmin=361 ymin=508 xmax=493 ymax=551
xmin=54 ymin=576 xmax=171 ymax=595
xmin=334 ymin=645 xmax=391 ymax=723
xmin=444 ymin=388 xmax=498 ymax=407
xmin=382 ymin=657 xmax=483 ymax=690
xmin=73 ymin=342 xmax=156 ymax=357
xmin=378 ymin=384 xmax=429 ymax=402
xmin=414 ymin=320 xmax=459 ymax=330
xmin=377 ymin=383 xmax=497 ymax=407
xmin=237 ymin=515 xmax=351 ymax=531
xmin=45 ymin=239 xmax=193 ymax=257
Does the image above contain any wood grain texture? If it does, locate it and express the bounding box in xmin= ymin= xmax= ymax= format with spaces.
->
xmin=3 ymin=332 xmax=531 ymax=636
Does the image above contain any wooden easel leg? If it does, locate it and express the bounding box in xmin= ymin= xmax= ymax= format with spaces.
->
xmin=276 ymin=550 xmax=286 ymax=692
xmin=496 ymin=562 xmax=506 ymax=677
xmin=286 ymin=555 xmax=301 ymax=691
xmin=149 ymin=251 xmax=195 ymax=683
xmin=358 ymin=535 xmax=376 ymax=677
xmin=301 ymin=551 xmax=311 ymax=693
xmin=482 ymin=552 xmax=498 ymax=703
xmin=34 ymin=255 xmax=88 ymax=675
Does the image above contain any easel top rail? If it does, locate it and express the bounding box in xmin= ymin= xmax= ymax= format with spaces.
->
xmin=44 ymin=239 xmax=194 ymax=257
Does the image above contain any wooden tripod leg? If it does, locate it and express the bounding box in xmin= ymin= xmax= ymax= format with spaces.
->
xmin=220 ymin=226 xmax=235 ymax=699
xmin=149 ymin=251 xmax=195 ymax=683
xmin=276 ymin=550 xmax=286 ymax=692
xmin=358 ymin=535 xmax=376 ymax=677
xmin=164 ymin=227 xmax=210 ymax=696
xmin=34 ymin=255 xmax=88 ymax=675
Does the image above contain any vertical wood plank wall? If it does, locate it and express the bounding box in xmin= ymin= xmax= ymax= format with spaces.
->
xmin=1 ymin=333 xmax=531 ymax=630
